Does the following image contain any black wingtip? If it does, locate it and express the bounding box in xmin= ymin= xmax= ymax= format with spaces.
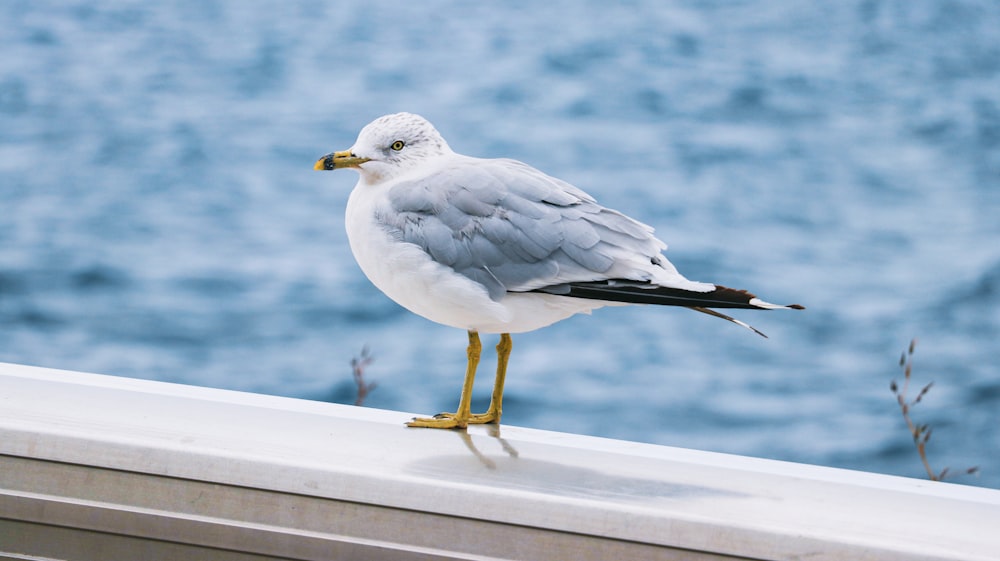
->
xmin=691 ymin=306 xmax=769 ymax=337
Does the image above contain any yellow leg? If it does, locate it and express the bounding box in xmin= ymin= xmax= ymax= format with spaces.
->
xmin=408 ymin=331 xmax=481 ymax=429
xmin=468 ymin=333 xmax=511 ymax=425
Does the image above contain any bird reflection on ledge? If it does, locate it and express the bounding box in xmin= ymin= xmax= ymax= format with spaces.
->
xmin=456 ymin=424 xmax=519 ymax=470
xmin=407 ymin=425 xmax=740 ymax=503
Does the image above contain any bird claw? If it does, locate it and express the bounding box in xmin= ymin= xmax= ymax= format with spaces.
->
xmin=407 ymin=414 xmax=466 ymax=429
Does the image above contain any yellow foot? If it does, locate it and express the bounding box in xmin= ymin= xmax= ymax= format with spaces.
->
xmin=467 ymin=409 xmax=501 ymax=425
xmin=407 ymin=412 xmax=467 ymax=429
xmin=406 ymin=410 xmax=501 ymax=429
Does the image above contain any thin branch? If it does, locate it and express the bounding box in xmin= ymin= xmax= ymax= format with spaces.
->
xmin=890 ymin=339 xmax=979 ymax=481
xmin=350 ymin=346 xmax=377 ymax=406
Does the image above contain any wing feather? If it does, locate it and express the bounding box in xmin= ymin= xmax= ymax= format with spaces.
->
xmin=380 ymin=157 xmax=688 ymax=299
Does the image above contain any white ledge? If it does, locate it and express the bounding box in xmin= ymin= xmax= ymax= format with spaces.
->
xmin=1 ymin=361 xmax=998 ymax=560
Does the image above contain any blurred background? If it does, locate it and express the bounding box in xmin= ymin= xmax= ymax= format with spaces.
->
xmin=1 ymin=1 xmax=998 ymax=487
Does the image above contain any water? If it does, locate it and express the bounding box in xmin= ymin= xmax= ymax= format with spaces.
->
xmin=2 ymin=1 xmax=998 ymax=487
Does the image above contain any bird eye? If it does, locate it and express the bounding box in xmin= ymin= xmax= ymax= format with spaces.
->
xmin=390 ymin=140 xmax=405 ymax=151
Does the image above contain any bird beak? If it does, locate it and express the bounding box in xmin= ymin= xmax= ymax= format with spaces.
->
xmin=314 ymin=150 xmax=371 ymax=170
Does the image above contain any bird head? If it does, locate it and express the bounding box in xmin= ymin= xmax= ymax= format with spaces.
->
xmin=314 ymin=112 xmax=454 ymax=185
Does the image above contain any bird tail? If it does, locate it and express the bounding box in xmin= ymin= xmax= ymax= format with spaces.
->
xmin=533 ymin=281 xmax=804 ymax=338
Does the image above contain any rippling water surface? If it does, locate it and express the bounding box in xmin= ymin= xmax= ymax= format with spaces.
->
xmin=2 ymin=1 xmax=998 ymax=487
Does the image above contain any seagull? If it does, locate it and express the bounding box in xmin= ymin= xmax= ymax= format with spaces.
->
xmin=314 ymin=112 xmax=803 ymax=429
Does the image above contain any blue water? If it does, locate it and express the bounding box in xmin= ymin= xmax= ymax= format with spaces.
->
xmin=2 ymin=1 xmax=998 ymax=487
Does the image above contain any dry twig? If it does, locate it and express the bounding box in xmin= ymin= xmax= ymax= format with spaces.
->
xmin=891 ymin=339 xmax=978 ymax=481
xmin=351 ymin=346 xmax=377 ymax=406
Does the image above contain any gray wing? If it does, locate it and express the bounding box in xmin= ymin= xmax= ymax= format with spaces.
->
xmin=376 ymin=157 xmax=670 ymax=301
